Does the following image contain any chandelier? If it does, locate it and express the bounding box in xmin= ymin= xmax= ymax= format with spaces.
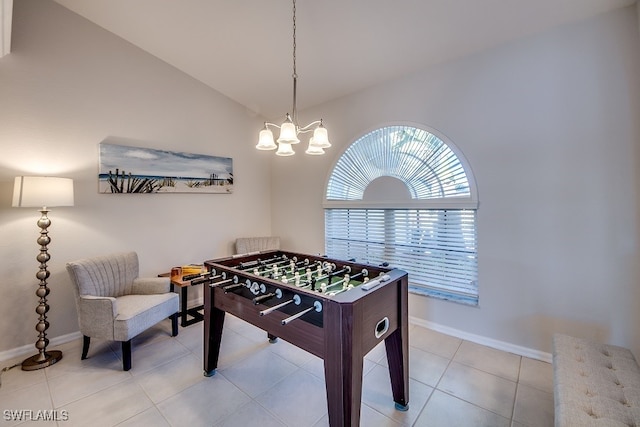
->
xmin=255 ymin=0 xmax=331 ymax=156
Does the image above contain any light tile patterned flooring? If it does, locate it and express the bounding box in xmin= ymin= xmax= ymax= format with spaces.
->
xmin=0 ymin=317 xmax=554 ymax=426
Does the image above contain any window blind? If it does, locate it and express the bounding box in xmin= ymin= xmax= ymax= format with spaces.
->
xmin=324 ymin=125 xmax=479 ymax=305
xmin=326 ymin=126 xmax=471 ymax=201
xmin=325 ymin=208 xmax=478 ymax=305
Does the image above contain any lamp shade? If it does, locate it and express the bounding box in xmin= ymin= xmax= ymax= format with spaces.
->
xmin=275 ymin=142 xmax=295 ymax=157
xmin=305 ymin=138 xmax=325 ymax=155
xmin=12 ymin=176 xmax=74 ymax=208
xmin=311 ymin=125 xmax=331 ymax=148
xmin=277 ymin=114 xmax=300 ymax=144
xmin=256 ymin=128 xmax=277 ymax=150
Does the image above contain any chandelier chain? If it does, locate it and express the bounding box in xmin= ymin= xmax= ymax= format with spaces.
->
xmin=292 ymin=0 xmax=297 ymax=79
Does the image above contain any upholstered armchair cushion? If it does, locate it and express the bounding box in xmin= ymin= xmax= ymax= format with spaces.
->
xmin=235 ymin=236 xmax=280 ymax=254
xmin=113 ymin=294 xmax=177 ymax=341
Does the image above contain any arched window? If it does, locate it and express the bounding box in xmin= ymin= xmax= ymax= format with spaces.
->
xmin=324 ymin=125 xmax=479 ymax=305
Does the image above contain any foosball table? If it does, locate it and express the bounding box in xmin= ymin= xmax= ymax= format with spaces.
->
xmin=201 ymin=250 xmax=409 ymax=427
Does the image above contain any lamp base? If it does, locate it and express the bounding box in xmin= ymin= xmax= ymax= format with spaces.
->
xmin=21 ymin=350 xmax=62 ymax=371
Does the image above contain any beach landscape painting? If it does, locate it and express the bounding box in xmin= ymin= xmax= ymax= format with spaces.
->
xmin=98 ymin=143 xmax=233 ymax=194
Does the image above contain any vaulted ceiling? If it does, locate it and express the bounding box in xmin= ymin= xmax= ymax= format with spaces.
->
xmin=30 ymin=0 xmax=636 ymax=119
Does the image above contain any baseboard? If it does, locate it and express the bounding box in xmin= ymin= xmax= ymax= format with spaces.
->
xmin=2 ymin=320 xmax=552 ymax=364
xmin=409 ymin=316 xmax=552 ymax=363
xmin=0 ymin=331 xmax=82 ymax=363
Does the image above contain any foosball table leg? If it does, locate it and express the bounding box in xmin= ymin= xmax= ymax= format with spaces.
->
xmin=384 ymin=328 xmax=409 ymax=410
xmin=323 ymin=302 xmax=364 ymax=426
xmin=203 ymin=305 xmax=225 ymax=377
xmin=267 ymin=333 xmax=278 ymax=343
xmin=385 ymin=276 xmax=410 ymax=410
xmin=324 ymin=351 xmax=364 ymax=426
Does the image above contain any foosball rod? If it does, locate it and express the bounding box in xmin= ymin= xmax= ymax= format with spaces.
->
xmin=209 ymin=278 xmax=233 ymax=288
xmin=324 ymin=270 xmax=368 ymax=290
xmin=253 ymin=288 xmax=284 ymax=305
xmin=281 ymin=301 xmax=322 ymax=325
xmin=259 ymin=298 xmax=295 ymax=316
xmin=299 ymin=260 xmax=337 ymax=278
xmin=286 ymin=260 xmax=323 ymax=276
xmin=250 ymin=257 xmax=298 ymax=275
xmin=253 ymin=292 xmax=276 ymax=305
xmin=223 ymin=282 xmax=245 ymax=293
xmin=237 ymin=254 xmax=284 ymax=270
xmin=281 ymin=306 xmax=314 ymax=325
xmin=281 ymin=268 xmax=326 ymax=286
xmin=273 ymin=263 xmax=324 ymax=283
xmin=181 ymin=271 xmax=216 ymax=281
xmin=282 ymin=266 xmax=339 ymax=289
xmin=191 ymin=274 xmax=223 ymax=286
xmin=276 ymin=262 xmax=340 ymax=289
xmin=304 ymin=265 xmax=350 ymax=286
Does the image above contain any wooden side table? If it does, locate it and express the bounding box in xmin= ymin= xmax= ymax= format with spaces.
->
xmin=159 ymin=272 xmax=205 ymax=327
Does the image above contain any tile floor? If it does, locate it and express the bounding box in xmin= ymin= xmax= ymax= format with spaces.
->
xmin=0 ymin=317 xmax=554 ymax=426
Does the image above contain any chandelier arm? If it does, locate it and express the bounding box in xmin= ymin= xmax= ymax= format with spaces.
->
xmin=297 ymin=121 xmax=323 ymax=133
xmin=264 ymin=122 xmax=282 ymax=130
xmin=266 ymin=121 xmax=322 ymax=134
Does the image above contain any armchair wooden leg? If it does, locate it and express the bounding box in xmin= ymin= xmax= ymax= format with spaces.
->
xmin=122 ymin=340 xmax=132 ymax=371
xmin=171 ymin=313 xmax=178 ymax=337
xmin=81 ymin=335 xmax=90 ymax=360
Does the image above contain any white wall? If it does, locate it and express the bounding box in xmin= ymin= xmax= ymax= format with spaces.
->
xmin=0 ymin=0 xmax=271 ymax=354
xmin=272 ymin=6 xmax=640 ymax=357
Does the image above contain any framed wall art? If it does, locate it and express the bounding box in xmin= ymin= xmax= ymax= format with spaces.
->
xmin=98 ymin=142 xmax=233 ymax=194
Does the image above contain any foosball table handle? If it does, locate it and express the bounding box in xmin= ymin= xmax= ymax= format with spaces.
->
xmin=253 ymin=292 xmax=276 ymax=305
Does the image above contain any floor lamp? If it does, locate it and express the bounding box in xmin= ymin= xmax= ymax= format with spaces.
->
xmin=12 ymin=176 xmax=74 ymax=371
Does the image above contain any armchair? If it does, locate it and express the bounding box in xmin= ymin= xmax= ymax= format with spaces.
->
xmin=66 ymin=251 xmax=179 ymax=371
xmin=234 ymin=236 xmax=280 ymax=255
